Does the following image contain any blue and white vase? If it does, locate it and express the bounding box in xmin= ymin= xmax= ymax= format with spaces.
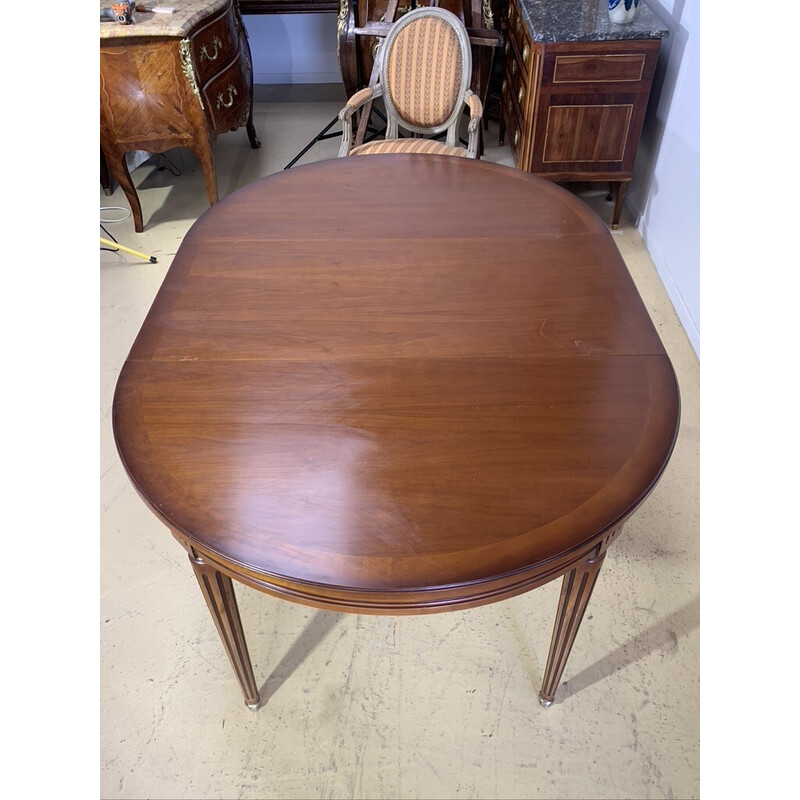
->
xmin=608 ymin=0 xmax=641 ymax=25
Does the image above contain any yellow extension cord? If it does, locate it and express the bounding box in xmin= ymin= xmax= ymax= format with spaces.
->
xmin=100 ymin=237 xmax=157 ymax=263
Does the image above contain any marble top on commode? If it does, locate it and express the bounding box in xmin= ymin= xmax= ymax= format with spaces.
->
xmin=100 ymin=0 xmax=229 ymax=39
xmin=518 ymin=0 xmax=669 ymax=43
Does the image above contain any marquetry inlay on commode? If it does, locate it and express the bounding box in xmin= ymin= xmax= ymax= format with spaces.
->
xmin=100 ymin=0 xmax=260 ymax=233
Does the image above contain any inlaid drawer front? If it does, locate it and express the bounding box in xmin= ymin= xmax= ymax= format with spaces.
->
xmin=504 ymin=99 xmax=517 ymax=143
xmin=507 ymin=112 xmax=522 ymax=167
xmin=503 ymin=68 xmax=521 ymax=127
xmin=102 ymin=44 xmax=194 ymax=143
xmin=505 ymin=37 xmax=531 ymax=76
xmin=553 ymin=54 xmax=646 ymax=84
xmin=191 ymin=4 xmax=238 ymax=85
xmin=203 ymin=55 xmax=248 ymax=133
xmin=514 ymin=17 xmax=525 ymax=48
xmin=505 ymin=39 xmax=528 ymax=96
xmin=520 ymin=41 xmax=531 ymax=71
xmin=237 ymin=30 xmax=253 ymax=77
xmin=507 ymin=2 xmax=531 ymax=64
xmin=542 ymin=103 xmax=633 ymax=164
xmin=503 ymin=81 xmax=526 ymax=169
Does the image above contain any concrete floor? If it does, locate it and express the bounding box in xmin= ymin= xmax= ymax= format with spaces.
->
xmin=100 ymin=100 xmax=700 ymax=799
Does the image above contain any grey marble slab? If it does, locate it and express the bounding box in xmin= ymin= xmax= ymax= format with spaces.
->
xmin=517 ymin=0 xmax=669 ymax=43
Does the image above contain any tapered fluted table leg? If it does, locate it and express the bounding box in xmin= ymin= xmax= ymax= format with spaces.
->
xmin=189 ymin=552 xmax=261 ymax=710
xmin=539 ymin=550 xmax=606 ymax=706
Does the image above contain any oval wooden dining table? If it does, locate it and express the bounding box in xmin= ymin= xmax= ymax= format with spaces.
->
xmin=113 ymin=154 xmax=680 ymax=710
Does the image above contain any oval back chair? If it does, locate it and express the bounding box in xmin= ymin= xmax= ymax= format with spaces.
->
xmin=338 ymin=7 xmax=483 ymax=159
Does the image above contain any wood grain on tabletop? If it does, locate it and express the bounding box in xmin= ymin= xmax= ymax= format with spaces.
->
xmin=113 ymin=155 xmax=679 ymax=605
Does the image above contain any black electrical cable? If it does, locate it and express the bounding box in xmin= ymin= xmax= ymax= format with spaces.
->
xmin=156 ymin=152 xmax=182 ymax=176
xmin=100 ymin=223 xmax=119 ymax=253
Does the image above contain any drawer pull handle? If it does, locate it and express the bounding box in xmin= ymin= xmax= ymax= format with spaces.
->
xmin=522 ymin=44 xmax=530 ymax=65
xmin=514 ymin=130 xmax=520 ymax=147
xmin=216 ymin=84 xmax=238 ymax=109
xmin=511 ymin=59 xmax=517 ymax=76
xmin=200 ymin=35 xmax=223 ymax=62
xmin=505 ymin=41 xmax=510 ymax=56
xmin=518 ymin=86 xmax=525 ymax=105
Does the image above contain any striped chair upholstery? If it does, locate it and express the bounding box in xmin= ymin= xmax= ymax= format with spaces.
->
xmin=384 ymin=16 xmax=464 ymax=129
xmin=349 ymin=139 xmax=468 ymax=157
xmin=338 ymin=7 xmax=483 ymax=160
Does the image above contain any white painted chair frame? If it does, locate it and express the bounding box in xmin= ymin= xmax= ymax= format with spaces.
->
xmin=338 ymin=7 xmax=482 ymax=159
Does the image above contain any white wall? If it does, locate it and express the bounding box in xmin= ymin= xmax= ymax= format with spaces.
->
xmin=243 ymin=14 xmax=341 ymax=84
xmin=628 ymin=0 xmax=700 ymax=356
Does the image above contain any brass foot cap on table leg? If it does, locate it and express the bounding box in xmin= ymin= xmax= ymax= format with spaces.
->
xmin=611 ymin=224 xmax=619 ymax=230
xmin=245 ymin=699 xmax=261 ymax=711
xmin=539 ymin=695 xmax=554 ymax=708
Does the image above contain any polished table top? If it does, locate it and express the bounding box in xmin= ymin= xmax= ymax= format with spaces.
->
xmin=113 ymin=155 xmax=679 ymax=614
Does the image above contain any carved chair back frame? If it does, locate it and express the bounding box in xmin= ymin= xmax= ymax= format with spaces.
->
xmin=377 ymin=7 xmax=473 ymax=147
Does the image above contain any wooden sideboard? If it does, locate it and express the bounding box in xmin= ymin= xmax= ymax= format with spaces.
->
xmin=501 ymin=0 xmax=665 ymax=228
xmin=100 ymin=0 xmax=260 ymax=232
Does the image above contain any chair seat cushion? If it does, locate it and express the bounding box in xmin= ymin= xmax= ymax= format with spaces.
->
xmin=349 ymin=138 xmax=468 ymax=158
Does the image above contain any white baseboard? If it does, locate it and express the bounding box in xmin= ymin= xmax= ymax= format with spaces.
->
xmin=253 ymin=83 xmax=346 ymax=103
xmin=637 ymin=214 xmax=700 ymax=358
xmin=253 ymin=72 xmax=343 ymax=85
